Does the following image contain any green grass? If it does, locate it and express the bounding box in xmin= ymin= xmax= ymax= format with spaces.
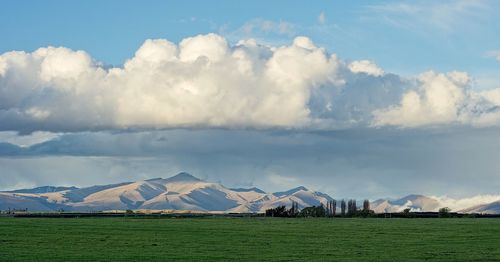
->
xmin=1 ymin=217 xmax=499 ymax=261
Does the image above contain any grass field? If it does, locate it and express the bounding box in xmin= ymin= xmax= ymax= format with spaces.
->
xmin=1 ymin=217 xmax=499 ymax=261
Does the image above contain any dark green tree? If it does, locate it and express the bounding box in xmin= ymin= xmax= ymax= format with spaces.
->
xmin=299 ymin=205 xmax=326 ymax=217
xmin=359 ymin=199 xmax=374 ymax=217
xmin=347 ymin=199 xmax=357 ymax=216
xmin=363 ymin=199 xmax=370 ymax=212
xmin=438 ymin=207 xmax=451 ymax=218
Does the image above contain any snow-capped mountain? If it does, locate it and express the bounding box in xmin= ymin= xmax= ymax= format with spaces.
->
xmin=371 ymin=194 xmax=440 ymax=213
xmin=0 ymin=172 xmax=332 ymax=213
xmin=459 ymin=201 xmax=500 ymax=214
xmin=2 ymin=174 xmax=499 ymax=214
xmin=371 ymin=194 xmax=500 ymax=214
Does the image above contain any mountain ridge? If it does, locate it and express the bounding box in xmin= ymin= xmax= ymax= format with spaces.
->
xmin=2 ymin=173 xmax=499 ymax=214
xmin=0 ymin=173 xmax=332 ymax=213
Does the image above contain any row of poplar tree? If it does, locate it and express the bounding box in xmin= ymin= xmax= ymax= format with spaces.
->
xmin=265 ymin=199 xmax=374 ymax=217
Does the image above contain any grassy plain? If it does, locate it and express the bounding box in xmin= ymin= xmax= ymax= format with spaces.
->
xmin=1 ymin=217 xmax=499 ymax=261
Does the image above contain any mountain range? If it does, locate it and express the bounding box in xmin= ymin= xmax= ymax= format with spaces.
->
xmin=0 ymin=172 xmax=332 ymax=213
xmin=1 ymin=172 xmax=499 ymax=214
xmin=370 ymin=194 xmax=500 ymax=214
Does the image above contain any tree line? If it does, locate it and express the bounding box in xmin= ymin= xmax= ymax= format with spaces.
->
xmin=265 ymin=199 xmax=374 ymax=218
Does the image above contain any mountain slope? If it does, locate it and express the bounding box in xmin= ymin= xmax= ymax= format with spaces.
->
xmin=460 ymin=201 xmax=500 ymax=214
xmin=3 ymin=174 xmax=498 ymax=214
xmin=0 ymin=173 xmax=331 ymax=213
xmin=371 ymin=194 xmax=500 ymax=214
xmin=371 ymin=195 xmax=443 ymax=213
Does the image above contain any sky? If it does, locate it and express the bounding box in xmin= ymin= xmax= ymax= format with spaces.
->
xmin=0 ymin=0 xmax=500 ymax=199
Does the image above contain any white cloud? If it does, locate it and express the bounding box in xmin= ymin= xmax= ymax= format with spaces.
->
xmin=373 ymin=71 xmax=500 ymax=128
xmin=373 ymin=71 xmax=469 ymax=127
xmin=1 ymin=33 xmax=500 ymax=132
xmin=317 ymin=12 xmax=326 ymax=25
xmin=0 ymin=131 xmax=60 ymax=147
xmin=0 ymin=34 xmax=342 ymax=132
xmin=366 ymin=0 xmax=488 ymax=33
xmin=348 ymin=60 xmax=384 ymax=77
xmin=237 ymin=19 xmax=295 ymax=37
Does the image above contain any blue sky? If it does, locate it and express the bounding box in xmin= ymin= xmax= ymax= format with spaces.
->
xmin=2 ymin=0 xmax=499 ymax=84
xmin=1 ymin=0 xmax=500 ymax=198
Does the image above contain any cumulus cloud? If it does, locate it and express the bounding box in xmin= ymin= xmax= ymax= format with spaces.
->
xmin=1 ymin=33 xmax=500 ymax=132
xmin=0 ymin=34 xmax=345 ymax=132
xmin=373 ymin=71 xmax=469 ymax=127
xmin=373 ymin=71 xmax=500 ymax=128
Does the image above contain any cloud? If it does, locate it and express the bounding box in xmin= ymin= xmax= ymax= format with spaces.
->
xmin=366 ymin=0 xmax=489 ymax=33
xmin=317 ymin=12 xmax=326 ymax=25
xmin=373 ymin=71 xmax=500 ymax=128
xmin=0 ymin=131 xmax=60 ymax=147
xmin=3 ymin=128 xmax=500 ymax=198
xmin=486 ymin=50 xmax=500 ymax=61
xmin=1 ymin=33 xmax=500 ymax=132
xmin=236 ymin=18 xmax=296 ymax=37
xmin=373 ymin=71 xmax=469 ymax=127
xmin=0 ymin=34 xmax=346 ymax=132
xmin=348 ymin=60 xmax=384 ymax=77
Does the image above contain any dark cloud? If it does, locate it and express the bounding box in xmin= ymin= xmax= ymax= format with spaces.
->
xmin=1 ymin=128 xmax=499 ymax=199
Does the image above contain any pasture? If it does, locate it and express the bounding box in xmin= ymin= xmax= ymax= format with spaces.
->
xmin=1 ymin=217 xmax=499 ymax=261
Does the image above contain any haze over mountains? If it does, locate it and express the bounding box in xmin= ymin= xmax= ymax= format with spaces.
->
xmin=1 ymin=172 xmax=499 ymax=214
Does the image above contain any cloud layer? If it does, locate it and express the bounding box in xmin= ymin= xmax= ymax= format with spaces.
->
xmin=1 ymin=33 xmax=499 ymax=132
xmin=2 ymin=128 xmax=500 ymax=198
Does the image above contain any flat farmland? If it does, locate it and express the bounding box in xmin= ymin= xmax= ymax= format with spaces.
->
xmin=1 ymin=217 xmax=499 ymax=261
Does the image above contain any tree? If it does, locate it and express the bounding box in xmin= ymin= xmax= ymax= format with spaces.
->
xmin=347 ymin=199 xmax=357 ymax=216
xmin=340 ymin=199 xmax=346 ymax=216
xmin=438 ymin=207 xmax=451 ymax=218
xmin=289 ymin=201 xmax=299 ymax=217
xmin=358 ymin=199 xmax=374 ymax=217
xmin=331 ymin=199 xmax=337 ymax=217
xmin=299 ymin=205 xmax=326 ymax=217
xmin=265 ymin=205 xmax=287 ymax=217
xmin=363 ymin=199 xmax=370 ymax=212
xmin=403 ymin=208 xmax=410 ymax=216
xmin=265 ymin=203 xmax=300 ymax=217
xmin=325 ymin=200 xmax=335 ymax=217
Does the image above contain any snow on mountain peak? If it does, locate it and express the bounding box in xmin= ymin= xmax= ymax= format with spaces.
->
xmin=4 ymin=173 xmax=499 ymax=214
xmin=0 ymin=174 xmax=333 ymax=213
xmin=273 ymin=186 xmax=309 ymax=197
